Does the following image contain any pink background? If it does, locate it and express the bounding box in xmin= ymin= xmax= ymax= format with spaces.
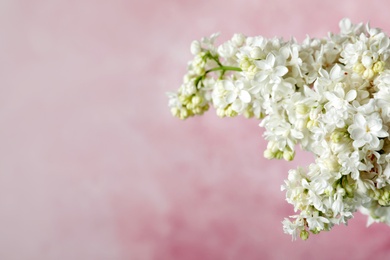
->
xmin=2 ymin=0 xmax=390 ymax=259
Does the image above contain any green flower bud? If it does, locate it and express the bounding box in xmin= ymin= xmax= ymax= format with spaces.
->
xmin=264 ymin=149 xmax=275 ymax=159
xmin=243 ymin=108 xmax=254 ymax=118
xmin=225 ymin=106 xmax=238 ymax=117
xmin=300 ymin=230 xmax=309 ymax=240
xmin=191 ymin=95 xmax=202 ymax=105
xmin=171 ymin=107 xmax=180 ymax=117
xmin=283 ymin=149 xmax=295 ymax=161
xmin=275 ymin=150 xmax=284 ymax=160
xmin=216 ymin=108 xmax=225 ymax=118
xmin=179 ymin=108 xmax=189 ymax=120
xmin=310 ymin=228 xmax=320 ymax=235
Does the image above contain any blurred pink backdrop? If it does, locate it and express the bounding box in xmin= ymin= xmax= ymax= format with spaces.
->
xmin=1 ymin=0 xmax=390 ymax=259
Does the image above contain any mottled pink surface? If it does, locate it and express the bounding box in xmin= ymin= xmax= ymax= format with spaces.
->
xmin=2 ymin=0 xmax=390 ymax=259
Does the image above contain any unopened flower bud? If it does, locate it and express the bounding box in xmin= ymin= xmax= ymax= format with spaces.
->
xmin=190 ymin=107 xmax=198 ymax=114
xmin=171 ymin=107 xmax=180 ymax=117
xmin=190 ymin=40 xmax=201 ymax=55
xmin=384 ymin=191 xmax=390 ymax=200
xmin=363 ymin=68 xmax=374 ymax=79
xmin=216 ymin=108 xmax=226 ymax=118
xmin=180 ymin=108 xmax=189 ymax=119
xmin=264 ymin=149 xmax=275 ymax=159
xmin=179 ymin=95 xmax=190 ymax=105
xmin=240 ymin=56 xmax=252 ymax=71
xmin=183 ymin=75 xmax=191 ymax=84
xmin=353 ymin=63 xmax=365 ymax=75
xmin=373 ymin=61 xmax=385 ymax=73
xmin=250 ymin=47 xmax=264 ymax=59
xmin=283 ymin=149 xmax=295 ymax=161
xmin=275 ymin=150 xmax=284 ymax=159
xmin=232 ymin=33 xmax=245 ymax=46
xmin=225 ymin=106 xmax=238 ymax=117
xmin=192 ymin=95 xmax=202 ymax=105
xmin=361 ymin=55 xmax=374 ymax=68
xmin=345 ymin=185 xmax=354 ymax=198
xmin=267 ymin=141 xmax=279 ymax=153
xmin=186 ymin=103 xmax=194 ymax=110
xmin=300 ymin=230 xmax=309 ymax=240
xmin=194 ymin=66 xmax=205 ymax=76
xmin=311 ymin=228 xmax=320 ymax=235
xmin=247 ymin=65 xmax=258 ymax=78
xmin=243 ymin=108 xmax=254 ymax=118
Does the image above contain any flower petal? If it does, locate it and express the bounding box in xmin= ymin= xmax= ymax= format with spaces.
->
xmin=223 ymin=80 xmax=235 ymax=91
xmin=226 ymin=92 xmax=237 ymax=103
xmin=239 ymin=90 xmax=251 ymax=103
xmin=275 ymin=66 xmax=288 ymax=77
xmin=345 ymin=90 xmax=357 ymax=102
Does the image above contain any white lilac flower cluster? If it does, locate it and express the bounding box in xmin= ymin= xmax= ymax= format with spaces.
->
xmin=167 ymin=19 xmax=390 ymax=240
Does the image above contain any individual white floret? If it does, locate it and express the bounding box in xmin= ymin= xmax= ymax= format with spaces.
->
xmin=282 ymin=216 xmax=305 ymax=241
xmin=254 ymin=53 xmax=288 ymax=84
xmin=348 ymin=112 xmax=388 ymax=149
xmin=304 ymin=211 xmax=330 ymax=232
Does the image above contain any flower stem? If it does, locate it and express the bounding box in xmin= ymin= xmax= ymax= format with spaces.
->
xmin=195 ymin=65 xmax=242 ymax=88
xmin=206 ymin=66 xmax=243 ymax=73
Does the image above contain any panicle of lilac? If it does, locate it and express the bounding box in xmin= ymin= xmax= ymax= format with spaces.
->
xmin=168 ymin=18 xmax=390 ymax=240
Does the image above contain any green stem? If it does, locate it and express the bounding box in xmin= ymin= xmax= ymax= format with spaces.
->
xmin=209 ymin=55 xmax=223 ymax=67
xmin=195 ymin=63 xmax=242 ymax=88
xmin=206 ymin=66 xmax=242 ymax=73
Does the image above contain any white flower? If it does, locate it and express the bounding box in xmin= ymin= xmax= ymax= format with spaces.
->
xmin=339 ymin=151 xmax=363 ymax=180
xmin=304 ymin=211 xmax=330 ymax=231
xmin=315 ymin=65 xmax=345 ymax=90
xmin=302 ymin=178 xmax=327 ymax=211
xmin=190 ymin=40 xmax=201 ymax=55
xmin=213 ymin=79 xmax=251 ymax=113
xmin=254 ymin=53 xmax=288 ymax=84
xmin=262 ymin=114 xmax=303 ymax=152
xmin=282 ymin=216 xmax=304 ymax=241
xmin=251 ymin=97 xmax=264 ymax=119
xmin=339 ymin=18 xmax=363 ymax=36
xmin=229 ymin=80 xmax=252 ymax=112
xmin=231 ymin=33 xmax=246 ymax=47
xmin=285 ymin=44 xmax=303 ymax=77
xmin=200 ymin=32 xmax=220 ymax=52
xmin=374 ymin=71 xmax=390 ymax=122
xmin=332 ymin=188 xmax=346 ymax=216
xmin=282 ymin=167 xmax=308 ymax=211
xmin=340 ymin=41 xmax=366 ymax=69
xmin=167 ymin=92 xmax=180 ymax=108
xmin=348 ymin=112 xmax=388 ymax=149
xmin=218 ymin=41 xmax=236 ymax=59
xmin=323 ymin=83 xmax=356 ymax=128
